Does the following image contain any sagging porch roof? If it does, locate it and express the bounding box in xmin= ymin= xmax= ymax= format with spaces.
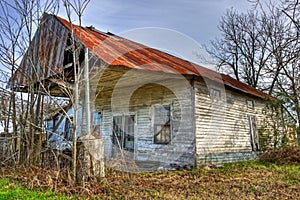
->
xmin=10 ymin=13 xmax=272 ymax=100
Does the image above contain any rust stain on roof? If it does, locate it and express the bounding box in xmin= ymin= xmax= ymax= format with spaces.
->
xmin=10 ymin=14 xmax=68 ymax=86
xmin=11 ymin=13 xmax=272 ymax=100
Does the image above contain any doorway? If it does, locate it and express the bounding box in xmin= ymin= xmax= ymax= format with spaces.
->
xmin=248 ymin=115 xmax=259 ymax=151
xmin=112 ymin=115 xmax=135 ymax=152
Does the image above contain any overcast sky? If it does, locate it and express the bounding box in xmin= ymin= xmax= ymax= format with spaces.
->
xmin=58 ymin=0 xmax=254 ymax=67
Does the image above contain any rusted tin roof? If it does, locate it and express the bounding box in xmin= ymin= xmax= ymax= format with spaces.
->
xmin=10 ymin=14 xmax=68 ymax=87
xmin=11 ymin=13 xmax=272 ymax=100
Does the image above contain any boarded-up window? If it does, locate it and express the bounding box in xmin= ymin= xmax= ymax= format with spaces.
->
xmin=112 ymin=115 xmax=135 ymax=152
xmin=154 ymin=106 xmax=171 ymax=144
xmin=248 ymin=115 xmax=259 ymax=151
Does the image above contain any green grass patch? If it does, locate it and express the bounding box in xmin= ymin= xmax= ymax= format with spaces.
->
xmin=0 ymin=178 xmax=69 ymax=200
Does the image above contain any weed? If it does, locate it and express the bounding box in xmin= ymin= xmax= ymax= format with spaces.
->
xmin=1 ymin=161 xmax=300 ymax=199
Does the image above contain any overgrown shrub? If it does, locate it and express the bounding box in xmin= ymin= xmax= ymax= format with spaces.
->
xmin=259 ymin=146 xmax=300 ymax=164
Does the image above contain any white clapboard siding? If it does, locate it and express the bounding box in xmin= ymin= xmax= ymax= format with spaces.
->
xmin=194 ymin=78 xmax=268 ymax=165
xmin=90 ymin=64 xmax=272 ymax=167
xmin=93 ymin=67 xmax=195 ymax=166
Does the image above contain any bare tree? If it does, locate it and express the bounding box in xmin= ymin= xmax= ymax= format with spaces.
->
xmin=0 ymin=0 xmax=59 ymax=164
xmin=62 ymin=0 xmax=93 ymax=182
xmin=209 ymin=9 xmax=271 ymax=89
xmin=0 ymin=0 xmax=106 ymax=185
xmin=0 ymin=0 xmax=23 ymax=160
xmin=280 ymin=0 xmax=300 ymax=129
xmin=255 ymin=0 xmax=300 ymax=129
xmin=210 ymin=0 xmax=300 ymax=143
xmin=281 ymin=0 xmax=300 ymax=31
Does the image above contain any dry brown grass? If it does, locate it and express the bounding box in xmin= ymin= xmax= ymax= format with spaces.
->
xmin=1 ymin=159 xmax=300 ymax=199
xmin=259 ymin=146 xmax=300 ymax=164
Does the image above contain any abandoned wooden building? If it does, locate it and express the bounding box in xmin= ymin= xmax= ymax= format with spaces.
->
xmin=10 ymin=13 xmax=275 ymax=169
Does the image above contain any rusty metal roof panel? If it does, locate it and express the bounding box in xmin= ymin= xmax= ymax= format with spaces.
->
xmin=56 ymin=15 xmax=201 ymax=74
xmin=221 ymin=74 xmax=272 ymax=100
xmin=11 ymin=13 xmax=272 ymax=100
xmin=10 ymin=14 xmax=68 ymax=86
xmin=55 ymin=16 xmax=238 ymax=81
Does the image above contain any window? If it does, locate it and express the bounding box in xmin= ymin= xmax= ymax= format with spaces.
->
xmin=246 ymin=100 xmax=254 ymax=108
xmin=248 ymin=115 xmax=259 ymax=151
xmin=153 ymin=106 xmax=171 ymax=144
xmin=210 ymin=88 xmax=221 ymax=99
xmin=93 ymin=111 xmax=102 ymax=135
xmin=93 ymin=111 xmax=102 ymax=126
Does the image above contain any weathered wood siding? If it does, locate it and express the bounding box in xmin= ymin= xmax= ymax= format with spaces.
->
xmin=194 ymin=78 xmax=267 ymax=165
xmin=93 ymin=67 xmax=195 ymax=167
xmin=89 ymin=64 xmax=272 ymax=167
